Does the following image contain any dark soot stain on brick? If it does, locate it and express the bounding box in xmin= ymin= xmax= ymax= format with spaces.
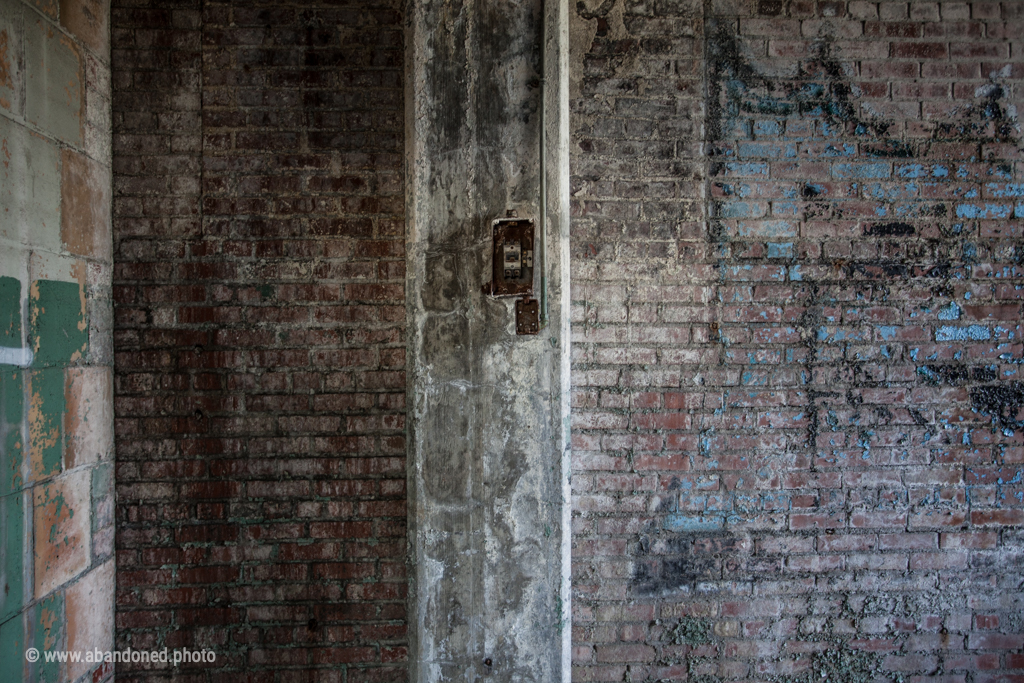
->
xmin=970 ymin=383 xmax=1024 ymax=431
xmin=864 ymin=222 xmax=915 ymax=237
xmin=918 ymin=364 xmax=998 ymax=386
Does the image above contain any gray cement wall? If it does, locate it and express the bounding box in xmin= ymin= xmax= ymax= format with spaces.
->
xmin=405 ymin=0 xmax=572 ymax=680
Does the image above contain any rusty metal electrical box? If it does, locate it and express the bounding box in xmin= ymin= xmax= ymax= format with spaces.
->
xmin=515 ymin=297 xmax=539 ymax=335
xmin=485 ymin=214 xmax=534 ymax=298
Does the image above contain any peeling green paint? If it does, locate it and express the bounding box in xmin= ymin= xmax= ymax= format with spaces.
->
xmin=32 ymin=592 xmax=62 ymax=683
xmin=1 ymin=369 xmax=23 ymax=495
xmin=28 ymin=368 xmax=63 ymax=479
xmin=39 ymin=483 xmax=76 ymax=558
xmin=0 ymin=610 xmax=26 ymax=682
xmin=0 ymin=492 xmax=24 ymax=623
xmin=30 ymin=279 xmax=87 ymax=368
xmin=0 ymin=277 xmax=19 ymax=348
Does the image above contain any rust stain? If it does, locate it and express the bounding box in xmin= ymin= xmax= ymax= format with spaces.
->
xmin=32 ymin=0 xmax=59 ymax=21
xmin=72 ymin=261 xmax=87 ymax=342
xmin=1 ymin=137 xmax=9 ymax=168
xmin=35 ymin=475 xmax=89 ymax=597
xmin=29 ymin=280 xmax=41 ymax=356
xmin=40 ymin=604 xmax=59 ymax=650
xmin=0 ymin=29 xmax=12 ymax=89
xmin=28 ymin=389 xmax=59 ymax=480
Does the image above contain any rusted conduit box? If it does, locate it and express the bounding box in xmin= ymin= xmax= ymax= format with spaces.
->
xmin=483 ymin=211 xmax=538 ymax=334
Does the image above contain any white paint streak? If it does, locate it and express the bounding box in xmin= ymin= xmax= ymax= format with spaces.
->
xmin=0 ymin=345 xmax=34 ymax=367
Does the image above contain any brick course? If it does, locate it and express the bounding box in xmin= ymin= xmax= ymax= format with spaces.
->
xmin=111 ymin=0 xmax=406 ymax=679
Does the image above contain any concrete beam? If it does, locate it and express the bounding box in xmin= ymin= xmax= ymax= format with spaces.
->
xmin=406 ymin=0 xmax=571 ymax=681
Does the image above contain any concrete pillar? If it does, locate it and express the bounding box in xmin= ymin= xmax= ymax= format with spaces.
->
xmin=406 ymin=0 xmax=571 ymax=681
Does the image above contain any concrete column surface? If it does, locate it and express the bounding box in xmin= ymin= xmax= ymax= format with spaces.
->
xmin=406 ymin=0 xmax=571 ymax=681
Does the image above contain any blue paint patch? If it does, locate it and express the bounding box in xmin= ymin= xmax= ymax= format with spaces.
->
xmin=800 ymin=83 xmax=825 ymax=98
xmin=789 ymin=265 xmax=803 ymax=281
xmin=936 ymin=325 xmax=991 ymax=341
xmin=865 ymin=182 xmax=918 ymax=200
xmin=877 ymin=326 xmax=898 ymax=340
xmin=717 ymin=201 xmax=765 ymax=218
xmin=821 ymin=143 xmax=857 ymax=157
xmin=897 ymin=164 xmax=925 ymax=179
xmin=664 ymin=514 xmax=725 ymax=533
xmin=772 ymin=201 xmax=800 ymax=217
xmin=937 ymin=302 xmax=962 ymax=320
xmin=737 ymin=220 xmax=797 ymax=238
xmin=739 ymin=142 xmax=797 ymax=158
xmin=833 ymin=162 xmax=891 ymax=179
xmin=733 ymin=493 xmax=759 ymax=511
xmin=725 ymin=162 xmax=769 ymax=177
xmin=753 ymin=120 xmax=782 ymax=136
xmin=767 ymin=242 xmax=794 ymax=259
xmin=955 ymin=203 xmax=1012 ymax=219
xmin=985 ymin=183 xmax=1024 ymax=197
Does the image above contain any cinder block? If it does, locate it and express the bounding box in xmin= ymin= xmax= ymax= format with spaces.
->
xmin=0 ymin=607 xmax=27 ymax=681
xmin=63 ymin=366 xmax=111 ymax=469
xmin=0 ymin=491 xmax=27 ymax=623
xmin=61 ymin=149 xmax=111 ymax=262
xmin=0 ymin=115 xmax=62 ymax=253
xmin=65 ymin=558 xmax=113 ymax=681
xmin=83 ymin=52 xmax=111 ymax=168
xmin=59 ymin=0 xmax=108 ymax=56
xmin=0 ymin=2 xmax=25 ymax=116
xmin=33 ymin=469 xmax=90 ymax=598
xmin=0 ymin=278 xmax=25 ymax=496
xmin=29 ymin=592 xmax=62 ymax=682
xmin=26 ymin=367 xmax=63 ymax=481
xmin=0 ymin=365 xmax=24 ymax=495
xmin=30 ymin=277 xmax=88 ymax=367
xmin=0 ymin=275 xmax=20 ymax=349
xmin=25 ymin=12 xmax=83 ymax=145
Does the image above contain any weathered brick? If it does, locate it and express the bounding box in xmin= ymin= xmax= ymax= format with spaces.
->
xmin=113 ymin=0 xmax=406 ymax=678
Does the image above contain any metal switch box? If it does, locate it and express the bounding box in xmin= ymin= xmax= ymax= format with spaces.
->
xmin=485 ymin=216 xmax=534 ymax=297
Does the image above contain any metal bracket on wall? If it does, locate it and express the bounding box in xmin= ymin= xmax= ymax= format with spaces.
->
xmin=515 ymin=297 xmax=539 ymax=335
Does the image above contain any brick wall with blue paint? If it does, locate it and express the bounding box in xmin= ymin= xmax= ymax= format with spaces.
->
xmin=571 ymin=1 xmax=1024 ymax=680
xmin=0 ymin=0 xmax=113 ymax=681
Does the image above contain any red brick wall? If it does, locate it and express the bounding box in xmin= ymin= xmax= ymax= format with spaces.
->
xmin=111 ymin=1 xmax=406 ymax=679
xmin=570 ymin=1 xmax=1024 ymax=681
